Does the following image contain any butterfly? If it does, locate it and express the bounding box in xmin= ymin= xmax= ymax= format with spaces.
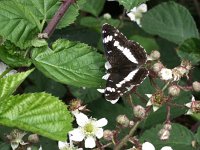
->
xmin=98 ymin=23 xmax=148 ymax=104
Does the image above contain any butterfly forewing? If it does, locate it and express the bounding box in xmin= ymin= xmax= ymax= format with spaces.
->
xmin=101 ymin=23 xmax=148 ymax=104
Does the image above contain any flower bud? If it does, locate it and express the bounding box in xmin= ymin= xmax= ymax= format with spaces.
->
xmin=159 ymin=68 xmax=173 ymax=81
xmin=103 ymin=130 xmax=113 ymax=141
xmin=133 ymin=105 xmax=146 ymax=119
xmin=163 ymin=123 xmax=172 ymax=131
xmin=153 ymin=62 xmax=164 ymax=73
xmin=149 ymin=50 xmax=160 ymax=60
xmin=103 ymin=13 xmax=111 ymax=19
xmin=168 ymin=85 xmax=180 ymax=97
xmin=159 ymin=129 xmax=170 ymax=140
xmin=28 ymin=134 xmax=39 ymax=143
xmin=192 ymin=81 xmax=200 ymax=92
xmin=129 ymin=121 xmax=135 ymax=127
xmin=116 ymin=115 xmax=130 ymax=127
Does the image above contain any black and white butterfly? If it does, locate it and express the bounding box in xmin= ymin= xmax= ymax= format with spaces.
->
xmin=98 ymin=23 xmax=149 ymax=104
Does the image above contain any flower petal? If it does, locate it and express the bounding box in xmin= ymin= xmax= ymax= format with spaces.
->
xmin=186 ymin=109 xmax=193 ymax=115
xmin=145 ymin=94 xmax=152 ymax=98
xmin=137 ymin=4 xmax=147 ymax=13
xmin=95 ymin=118 xmax=108 ymax=127
xmin=146 ymin=100 xmax=152 ymax=106
xmin=185 ymin=102 xmax=192 ymax=108
xmin=75 ymin=113 xmax=89 ymax=127
xmin=142 ymin=142 xmax=155 ymax=150
xmin=69 ymin=128 xmax=85 ymax=142
xmin=153 ymin=105 xmax=160 ymax=112
xmin=58 ymin=141 xmax=69 ymax=149
xmin=85 ymin=136 xmax=96 ymax=148
xmin=161 ymin=146 xmax=173 ymax=150
xmin=95 ymin=128 xmax=104 ymax=139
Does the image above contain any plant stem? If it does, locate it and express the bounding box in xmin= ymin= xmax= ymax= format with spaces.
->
xmin=42 ymin=0 xmax=76 ymax=38
xmin=114 ymin=121 xmax=140 ymax=150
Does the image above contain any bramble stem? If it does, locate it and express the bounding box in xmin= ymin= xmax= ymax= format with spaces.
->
xmin=114 ymin=121 xmax=140 ymax=150
xmin=42 ymin=0 xmax=76 ymax=38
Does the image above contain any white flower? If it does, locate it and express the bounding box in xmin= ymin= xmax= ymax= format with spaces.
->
xmin=185 ymin=95 xmax=200 ymax=114
xmin=146 ymin=94 xmax=160 ymax=112
xmin=159 ymin=68 xmax=173 ymax=81
xmin=69 ymin=113 xmax=108 ymax=149
xmin=0 ymin=62 xmax=16 ymax=77
xmin=161 ymin=146 xmax=173 ymax=150
xmin=58 ymin=141 xmax=82 ymax=150
xmin=127 ymin=4 xmax=147 ymax=27
xmin=142 ymin=142 xmax=155 ymax=150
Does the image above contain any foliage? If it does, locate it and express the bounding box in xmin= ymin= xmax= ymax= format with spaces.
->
xmin=0 ymin=0 xmax=199 ymax=149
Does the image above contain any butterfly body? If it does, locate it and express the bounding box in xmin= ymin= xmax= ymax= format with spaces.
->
xmin=99 ymin=23 xmax=148 ymax=104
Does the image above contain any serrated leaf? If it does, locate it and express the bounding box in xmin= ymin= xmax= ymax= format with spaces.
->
xmin=57 ymin=0 xmax=86 ymax=29
xmin=17 ymin=0 xmax=85 ymax=29
xmin=80 ymin=0 xmax=105 ymax=16
xmin=0 ymin=44 xmax=31 ymax=67
xmin=177 ymin=38 xmax=200 ymax=65
xmin=0 ymin=93 xmax=73 ymax=141
xmin=118 ymin=0 xmax=148 ymax=11
xmin=0 ymin=69 xmax=33 ymax=100
xmin=32 ymin=39 xmax=105 ymax=88
xmin=0 ymin=0 xmax=41 ymax=49
xmin=141 ymin=2 xmax=199 ymax=44
xmin=140 ymin=123 xmax=195 ymax=149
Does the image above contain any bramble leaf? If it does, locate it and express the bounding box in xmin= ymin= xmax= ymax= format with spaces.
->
xmin=140 ymin=123 xmax=195 ymax=150
xmin=118 ymin=0 xmax=148 ymax=11
xmin=32 ymin=39 xmax=105 ymax=88
xmin=0 ymin=93 xmax=73 ymax=141
xmin=177 ymin=38 xmax=200 ymax=65
xmin=0 ymin=69 xmax=33 ymax=100
xmin=0 ymin=0 xmax=41 ymax=49
xmin=80 ymin=0 xmax=105 ymax=16
xmin=141 ymin=2 xmax=199 ymax=44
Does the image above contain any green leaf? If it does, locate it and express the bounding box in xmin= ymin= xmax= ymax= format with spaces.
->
xmin=118 ymin=0 xmax=148 ymax=11
xmin=18 ymin=0 xmax=85 ymax=29
xmin=129 ymin=35 xmax=159 ymax=52
xmin=141 ymin=2 xmax=199 ymax=44
xmin=69 ymin=86 xmax=102 ymax=103
xmin=0 ymin=69 xmax=33 ymax=100
xmin=79 ymin=16 xmax=120 ymax=32
xmin=32 ymin=39 xmax=105 ymax=88
xmin=57 ymin=0 xmax=86 ymax=29
xmin=25 ymin=70 xmax=66 ymax=98
xmin=0 ymin=43 xmax=32 ymax=67
xmin=196 ymin=127 xmax=200 ymax=145
xmin=0 ymin=0 xmax=41 ymax=49
xmin=80 ymin=0 xmax=105 ymax=16
xmin=140 ymin=123 xmax=195 ymax=149
xmin=0 ymin=93 xmax=73 ymax=141
xmin=177 ymin=38 xmax=200 ymax=65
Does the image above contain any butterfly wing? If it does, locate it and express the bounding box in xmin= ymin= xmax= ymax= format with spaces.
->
xmin=101 ymin=23 xmax=148 ymax=103
xmin=104 ymin=68 xmax=148 ymax=104
xmin=102 ymin=23 xmax=147 ymax=67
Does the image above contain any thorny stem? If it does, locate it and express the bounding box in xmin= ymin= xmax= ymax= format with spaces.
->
xmin=166 ymin=105 xmax=171 ymax=123
xmin=127 ymin=94 xmax=135 ymax=113
xmin=42 ymin=0 xmax=76 ymax=38
xmin=114 ymin=121 xmax=140 ymax=150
